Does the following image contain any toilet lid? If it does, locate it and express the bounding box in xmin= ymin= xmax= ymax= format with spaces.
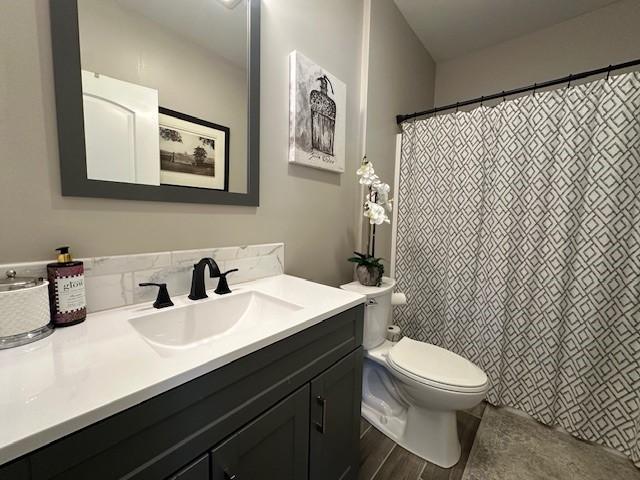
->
xmin=388 ymin=338 xmax=488 ymax=391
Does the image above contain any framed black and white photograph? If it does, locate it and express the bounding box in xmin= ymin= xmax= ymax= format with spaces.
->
xmin=159 ymin=108 xmax=230 ymax=191
xmin=289 ymin=51 xmax=346 ymax=173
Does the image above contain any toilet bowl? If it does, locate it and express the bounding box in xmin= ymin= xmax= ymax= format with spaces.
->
xmin=341 ymin=278 xmax=488 ymax=468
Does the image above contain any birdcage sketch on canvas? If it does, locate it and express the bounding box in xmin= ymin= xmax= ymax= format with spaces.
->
xmin=289 ymin=51 xmax=346 ymax=173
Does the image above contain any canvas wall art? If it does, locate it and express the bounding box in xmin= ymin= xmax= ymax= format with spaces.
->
xmin=159 ymin=108 xmax=229 ymax=191
xmin=289 ymin=51 xmax=346 ymax=173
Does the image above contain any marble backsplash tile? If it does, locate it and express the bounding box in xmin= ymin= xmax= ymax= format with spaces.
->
xmin=0 ymin=243 xmax=284 ymax=313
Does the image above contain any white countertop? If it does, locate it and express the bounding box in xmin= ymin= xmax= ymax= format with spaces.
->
xmin=0 ymin=275 xmax=365 ymax=465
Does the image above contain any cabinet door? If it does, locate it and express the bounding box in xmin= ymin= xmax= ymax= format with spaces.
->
xmin=309 ymin=347 xmax=363 ymax=480
xmin=211 ymin=385 xmax=310 ymax=480
xmin=0 ymin=458 xmax=29 ymax=480
xmin=168 ymin=454 xmax=209 ymax=480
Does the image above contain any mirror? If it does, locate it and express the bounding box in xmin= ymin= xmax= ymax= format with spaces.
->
xmin=50 ymin=0 xmax=260 ymax=205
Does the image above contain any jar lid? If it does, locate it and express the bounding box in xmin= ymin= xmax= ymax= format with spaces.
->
xmin=0 ymin=270 xmax=44 ymax=292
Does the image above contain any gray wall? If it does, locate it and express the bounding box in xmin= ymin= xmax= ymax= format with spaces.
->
xmin=78 ymin=0 xmax=248 ymax=193
xmin=435 ymin=0 xmax=640 ymax=105
xmin=363 ymin=0 xmax=435 ymax=263
xmin=0 ymin=0 xmax=365 ymax=287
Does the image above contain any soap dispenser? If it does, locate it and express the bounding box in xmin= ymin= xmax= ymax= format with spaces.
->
xmin=310 ymin=74 xmax=336 ymax=156
xmin=47 ymin=246 xmax=86 ymax=327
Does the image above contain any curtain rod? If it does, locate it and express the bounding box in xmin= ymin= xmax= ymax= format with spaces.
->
xmin=396 ymin=58 xmax=640 ymax=125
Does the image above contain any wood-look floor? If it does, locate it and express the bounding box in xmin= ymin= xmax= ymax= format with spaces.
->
xmin=358 ymin=402 xmax=485 ymax=480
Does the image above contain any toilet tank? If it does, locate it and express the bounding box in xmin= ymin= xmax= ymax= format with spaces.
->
xmin=340 ymin=278 xmax=395 ymax=349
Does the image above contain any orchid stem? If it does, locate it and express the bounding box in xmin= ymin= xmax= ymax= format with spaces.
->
xmin=371 ymin=191 xmax=377 ymax=258
xmin=366 ymin=186 xmax=371 ymax=257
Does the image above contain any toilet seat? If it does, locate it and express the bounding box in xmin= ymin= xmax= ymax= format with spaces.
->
xmin=387 ymin=338 xmax=488 ymax=394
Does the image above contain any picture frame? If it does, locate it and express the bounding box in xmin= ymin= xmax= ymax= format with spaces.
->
xmin=288 ymin=51 xmax=346 ymax=173
xmin=158 ymin=107 xmax=230 ymax=191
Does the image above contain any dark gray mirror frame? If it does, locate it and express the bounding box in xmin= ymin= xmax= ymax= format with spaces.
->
xmin=49 ymin=0 xmax=260 ymax=206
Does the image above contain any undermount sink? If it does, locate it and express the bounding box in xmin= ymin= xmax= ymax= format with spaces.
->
xmin=129 ymin=291 xmax=302 ymax=350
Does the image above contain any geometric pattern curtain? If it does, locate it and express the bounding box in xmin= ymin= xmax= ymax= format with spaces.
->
xmin=394 ymin=72 xmax=640 ymax=467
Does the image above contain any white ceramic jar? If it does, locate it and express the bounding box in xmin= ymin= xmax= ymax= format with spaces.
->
xmin=0 ymin=270 xmax=53 ymax=349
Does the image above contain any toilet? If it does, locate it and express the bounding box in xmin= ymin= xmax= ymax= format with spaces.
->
xmin=341 ymin=278 xmax=488 ymax=468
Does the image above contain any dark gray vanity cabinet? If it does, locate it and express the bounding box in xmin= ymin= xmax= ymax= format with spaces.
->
xmin=0 ymin=305 xmax=364 ymax=480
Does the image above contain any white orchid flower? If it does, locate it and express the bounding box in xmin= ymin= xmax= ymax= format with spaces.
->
xmin=364 ymin=201 xmax=390 ymax=225
xmin=374 ymin=182 xmax=390 ymax=204
xmin=373 ymin=181 xmax=390 ymax=195
xmin=356 ymin=162 xmax=374 ymax=177
xmin=357 ymin=161 xmax=379 ymax=186
xmin=359 ymin=174 xmax=378 ymax=186
xmin=360 ymin=171 xmax=378 ymax=186
xmin=358 ymin=157 xmax=393 ymax=227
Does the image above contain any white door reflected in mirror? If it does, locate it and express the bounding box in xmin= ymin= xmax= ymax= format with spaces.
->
xmin=82 ymin=71 xmax=160 ymax=185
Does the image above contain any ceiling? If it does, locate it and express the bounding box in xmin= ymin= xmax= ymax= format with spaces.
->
xmin=117 ymin=0 xmax=247 ymax=68
xmin=393 ymin=0 xmax=620 ymax=61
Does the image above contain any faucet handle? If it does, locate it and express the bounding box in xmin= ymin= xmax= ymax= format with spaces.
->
xmin=214 ymin=269 xmax=238 ymax=295
xmin=139 ymin=282 xmax=174 ymax=309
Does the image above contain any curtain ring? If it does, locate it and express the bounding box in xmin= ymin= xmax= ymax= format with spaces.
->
xmin=567 ymin=74 xmax=573 ymax=89
xmin=606 ymin=65 xmax=612 ymax=81
xmin=455 ymin=102 xmax=459 ymax=113
xmin=502 ymin=91 xmax=506 ymax=102
xmin=533 ymin=83 xmax=537 ymax=96
xmin=480 ymin=96 xmax=484 ymax=107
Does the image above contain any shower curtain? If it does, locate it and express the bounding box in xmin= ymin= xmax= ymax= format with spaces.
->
xmin=395 ymin=71 xmax=640 ymax=466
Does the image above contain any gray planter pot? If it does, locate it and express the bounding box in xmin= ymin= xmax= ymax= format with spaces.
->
xmin=356 ymin=264 xmax=383 ymax=287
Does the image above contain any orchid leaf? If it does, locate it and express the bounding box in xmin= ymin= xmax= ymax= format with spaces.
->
xmin=347 ymin=257 xmax=366 ymax=263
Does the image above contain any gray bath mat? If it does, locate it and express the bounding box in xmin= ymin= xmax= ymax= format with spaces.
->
xmin=461 ymin=406 xmax=640 ymax=480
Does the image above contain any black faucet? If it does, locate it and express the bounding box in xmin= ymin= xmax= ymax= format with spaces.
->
xmin=188 ymin=258 xmax=221 ymax=300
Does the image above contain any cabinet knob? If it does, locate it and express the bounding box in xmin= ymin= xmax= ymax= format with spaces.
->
xmin=224 ymin=471 xmax=237 ymax=480
xmin=138 ymin=282 xmax=174 ymax=309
